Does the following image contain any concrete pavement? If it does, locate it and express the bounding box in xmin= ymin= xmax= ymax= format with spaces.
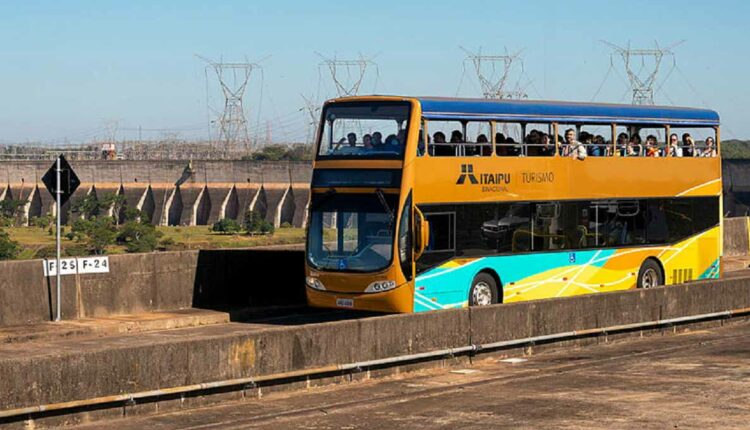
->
xmin=77 ymin=319 xmax=750 ymax=429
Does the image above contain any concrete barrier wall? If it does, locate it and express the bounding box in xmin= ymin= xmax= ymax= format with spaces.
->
xmin=724 ymin=217 xmax=750 ymax=257
xmin=2 ymin=276 xmax=750 ymax=412
xmin=0 ymin=252 xmax=198 ymax=327
xmin=0 ymin=249 xmax=307 ymax=328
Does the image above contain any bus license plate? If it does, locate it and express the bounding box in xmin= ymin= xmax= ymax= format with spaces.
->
xmin=336 ymin=298 xmax=354 ymax=308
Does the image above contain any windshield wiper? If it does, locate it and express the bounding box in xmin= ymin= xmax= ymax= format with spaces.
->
xmin=375 ymin=188 xmax=394 ymax=221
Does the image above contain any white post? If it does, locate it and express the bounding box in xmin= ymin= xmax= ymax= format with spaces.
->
xmin=55 ymin=156 xmax=62 ymax=322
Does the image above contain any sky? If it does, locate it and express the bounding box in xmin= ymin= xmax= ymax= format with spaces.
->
xmin=0 ymin=0 xmax=748 ymax=144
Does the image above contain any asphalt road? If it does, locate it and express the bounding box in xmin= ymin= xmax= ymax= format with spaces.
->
xmin=77 ymin=319 xmax=750 ymax=430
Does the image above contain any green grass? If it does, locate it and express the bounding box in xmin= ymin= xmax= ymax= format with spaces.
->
xmin=3 ymin=225 xmax=306 ymax=260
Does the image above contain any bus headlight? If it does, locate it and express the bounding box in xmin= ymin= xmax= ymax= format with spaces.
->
xmin=365 ymin=280 xmax=397 ymax=293
xmin=306 ymin=276 xmax=326 ymax=291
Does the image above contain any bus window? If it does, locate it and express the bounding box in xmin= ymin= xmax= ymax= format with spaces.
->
xmin=464 ymin=122 xmax=492 ymax=157
xmin=456 ymin=204 xmax=498 ymax=256
xmin=494 ymin=123 xmax=523 ymax=157
xmin=317 ymin=102 xmax=410 ymax=159
xmin=426 ymin=120 xmax=463 ymax=157
xmin=417 ymin=210 xmax=455 ymax=273
xmin=693 ymin=196 xmax=720 ymax=233
xmin=523 ymin=123 xmax=556 ymax=157
xmin=576 ymin=125 xmax=613 ymax=157
xmin=669 ymin=127 xmax=718 ymax=157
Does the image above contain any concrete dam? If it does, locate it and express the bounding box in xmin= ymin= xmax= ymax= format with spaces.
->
xmin=0 ymin=160 xmax=313 ymax=228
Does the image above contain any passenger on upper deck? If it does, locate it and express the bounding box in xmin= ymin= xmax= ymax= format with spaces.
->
xmin=363 ymin=134 xmax=373 ymax=150
xmin=372 ymin=132 xmax=383 ymax=147
xmin=539 ymin=133 xmax=555 ymax=156
xmin=594 ymin=135 xmax=610 ymax=156
xmin=450 ymin=130 xmax=463 ymax=144
xmin=668 ymin=134 xmax=682 ymax=157
xmin=682 ymin=133 xmax=696 ymax=157
xmin=564 ymin=128 xmax=586 ymax=160
xmin=432 ymin=131 xmax=452 ymax=156
xmin=616 ymin=133 xmax=628 ymax=157
xmin=495 ymin=133 xmax=508 ymax=156
xmin=477 ymin=134 xmax=491 ymax=156
xmin=627 ymin=134 xmax=643 ymax=157
xmin=702 ymin=136 xmax=717 ymax=157
xmin=644 ymin=135 xmax=660 ymax=157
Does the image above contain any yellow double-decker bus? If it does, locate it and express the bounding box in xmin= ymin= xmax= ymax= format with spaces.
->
xmin=305 ymin=96 xmax=722 ymax=313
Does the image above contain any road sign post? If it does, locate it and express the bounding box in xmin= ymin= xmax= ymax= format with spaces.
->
xmin=55 ymin=156 xmax=61 ymax=321
xmin=42 ymin=155 xmax=80 ymax=322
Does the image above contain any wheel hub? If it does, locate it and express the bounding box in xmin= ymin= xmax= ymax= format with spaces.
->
xmin=472 ymin=282 xmax=493 ymax=306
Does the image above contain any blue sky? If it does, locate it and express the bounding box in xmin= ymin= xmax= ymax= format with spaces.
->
xmin=0 ymin=0 xmax=748 ymax=143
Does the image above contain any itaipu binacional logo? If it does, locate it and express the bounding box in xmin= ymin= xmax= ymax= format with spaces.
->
xmin=456 ymin=164 xmax=510 ymax=192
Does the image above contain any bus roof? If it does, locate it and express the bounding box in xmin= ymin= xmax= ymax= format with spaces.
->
xmin=415 ymin=97 xmax=719 ymax=126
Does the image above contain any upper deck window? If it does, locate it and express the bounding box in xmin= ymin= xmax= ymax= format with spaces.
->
xmin=317 ymin=102 xmax=411 ymax=160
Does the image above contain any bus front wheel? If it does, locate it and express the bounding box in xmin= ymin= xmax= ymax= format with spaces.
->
xmin=637 ymin=259 xmax=663 ymax=289
xmin=469 ymin=273 xmax=499 ymax=306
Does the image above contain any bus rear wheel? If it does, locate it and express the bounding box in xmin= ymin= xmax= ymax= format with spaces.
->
xmin=469 ymin=273 xmax=499 ymax=306
xmin=637 ymin=259 xmax=663 ymax=289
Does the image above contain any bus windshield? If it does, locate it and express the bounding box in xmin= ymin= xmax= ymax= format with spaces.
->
xmin=307 ymin=192 xmax=398 ymax=272
xmin=317 ymin=101 xmax=411 ymax=159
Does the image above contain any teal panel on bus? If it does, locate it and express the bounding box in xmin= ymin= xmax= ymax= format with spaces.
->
xmin=413 ymin=249 xmax=616 ymax=312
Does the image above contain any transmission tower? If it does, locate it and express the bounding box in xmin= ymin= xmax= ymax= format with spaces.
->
xmin=601 ymin=40 xmax=681 ymax=105
xmin=197 ymin=55 xmax=260 ymax=153
xmin=461 ymin=47 xmax=528 ymax=100
xmin=300 ymin=94 xmax=321 ymax=144
xmin=317 ymin=53 xmax=379 ymax=97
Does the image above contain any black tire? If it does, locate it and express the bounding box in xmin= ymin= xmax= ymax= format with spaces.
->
xmin=637 ymin=259 xmax=663 ymax=289
xmin=469 ymin=272 xmax=500 ymax=306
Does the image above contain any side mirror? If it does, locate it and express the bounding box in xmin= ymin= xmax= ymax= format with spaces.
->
xmin=414 ymin=207 xmax=429 ymax=260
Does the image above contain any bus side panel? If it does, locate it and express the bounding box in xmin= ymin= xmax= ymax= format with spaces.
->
xmin=413 ymin=226 xmax=720 ymax=311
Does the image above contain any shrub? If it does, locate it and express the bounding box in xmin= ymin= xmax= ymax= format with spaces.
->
xmin=211 ymin=218 xmax=242 ymax=234
xmin=117 ymin=220 xmax=163 ymax=253
xmin=30 ymin=214 xmax=54 ymax=229
xmin=243 ymin=210 xmax=274 ymax=235
xmin=69 ymin=217 xmax=117 ymax=255
xmin=0 ymin=229 xmax=19 ymax=260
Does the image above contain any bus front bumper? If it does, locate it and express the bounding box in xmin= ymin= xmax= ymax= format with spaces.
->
xmin=305 ymin=283 xmax=414 ymax=313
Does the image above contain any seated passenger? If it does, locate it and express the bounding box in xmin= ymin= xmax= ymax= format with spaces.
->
xmin=397 ymin=129 xmax=407 ymax=146
xmin=476 ymin=134 xmax=490 ymax=156
xmin=668 ymin=133 xmax=682 ymax=157
xmin=594 ymin=135 xmax=609 ymax=156
xmin=505 ymin=137 xmax=521 ymax=156
xmin=580 ymin=132 xmax=599 ymax=156
xmin=495 ymin=133 xmax=509 ymax=156
xmin=644 ymin=135 xmax=660 ymax=157
xmin=626 ymin=134 xmax=643 ymax=157
xmin=526 ymin=130 xmax=542 ymax=156
xmin=701 ymin=136 xmax=717 ymax=157
xmin=616 ymin=132 xmax=629 ymax=156
xmin=682 ymin=133 xmax=696 ymax=157
xmin=538 ymin=133 xmax=555 ymax=156
xmin=372 ymin=131 xmax=383 ymax=147
xmin=433 ymin=131 xmax=453 ymax=156
xmin=384 ymin=134 xmax=399 ymax=148
xmin=450 ymin=130 xmax=463 ymax=143
xmin=363 ymin=134 xmax=373 ymax=150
